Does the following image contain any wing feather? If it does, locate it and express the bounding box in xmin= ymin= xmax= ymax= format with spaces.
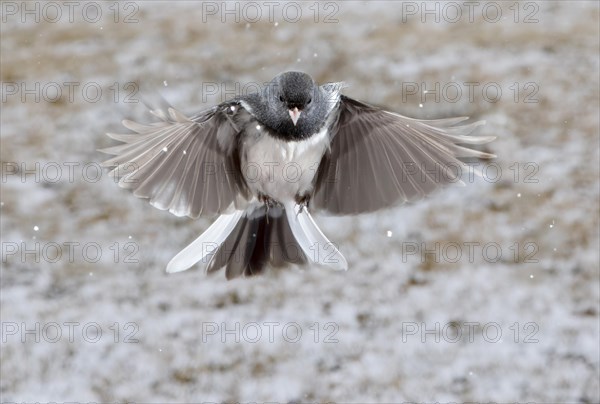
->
xmin=312 ymin=96 xmax=496 ymax=214
xmin=100 ymin=103 xmax=251 ymax=218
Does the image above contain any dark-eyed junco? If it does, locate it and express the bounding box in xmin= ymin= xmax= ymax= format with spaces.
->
xmin=101 ymin=71 xmax=495 ymax=279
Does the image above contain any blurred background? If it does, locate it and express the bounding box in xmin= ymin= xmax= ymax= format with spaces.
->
xmin=1 ymin=1 xmax=599 ymax=402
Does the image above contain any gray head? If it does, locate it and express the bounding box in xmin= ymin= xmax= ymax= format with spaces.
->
xmin=246 ymin=71 xmax=329 ymax=141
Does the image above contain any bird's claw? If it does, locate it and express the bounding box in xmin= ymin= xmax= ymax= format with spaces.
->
xmin=295 ymin=195 xmax=310 ymax=216
xmin=258 ymin=193 xmax=280 ymax=220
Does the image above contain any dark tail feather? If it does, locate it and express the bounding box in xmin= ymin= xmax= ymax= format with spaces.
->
xmin=207 ymin=205 xmax=307 ymax=279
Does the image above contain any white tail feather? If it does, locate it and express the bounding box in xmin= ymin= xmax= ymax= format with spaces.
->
xmin=284 ymin=202 xmax=348 ymax=271
xmin=166 ymin=209 xmax=244 ymax=273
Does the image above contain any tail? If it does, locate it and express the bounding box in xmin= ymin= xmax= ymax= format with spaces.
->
xmin=166 ymin=202 xmax=347 ymax=279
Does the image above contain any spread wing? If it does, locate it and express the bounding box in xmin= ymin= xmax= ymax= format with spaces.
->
xmin=101 ymin=103 xmax=251 ymax=218
xmin=312 ymin=96 xmax=496 ymax=215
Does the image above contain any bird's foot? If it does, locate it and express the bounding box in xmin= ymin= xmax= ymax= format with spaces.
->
xmin=295 ymin=194 xmax=310 ymax=216
xmin=258 ymin=193 xmax=278 ymax=208
xmin=258 ymin=193 xmax=280 ymax=221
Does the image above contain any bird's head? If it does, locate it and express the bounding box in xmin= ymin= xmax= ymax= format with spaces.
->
xmin=272 ymin=71 xmax=316 ymax=127
xmin=251 ymin=71 xmax=329 ymax=140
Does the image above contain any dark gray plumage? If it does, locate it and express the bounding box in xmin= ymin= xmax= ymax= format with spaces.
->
xmin=243 ymin=71 xmax=330 ymax=140
xmin=101 ymin=71 xmax=495 ymax=279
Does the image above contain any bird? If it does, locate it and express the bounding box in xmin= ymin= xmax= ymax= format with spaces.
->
xmin=101 ymin=71 xmax=495 ymax=279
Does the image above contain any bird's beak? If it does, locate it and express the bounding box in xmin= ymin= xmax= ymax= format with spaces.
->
xmin=288 ymin=107 xmax=301 ymax=126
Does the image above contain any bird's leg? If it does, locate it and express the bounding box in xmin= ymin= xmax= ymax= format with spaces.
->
xmin=295 ymin=194 xmax=310 ymax=216
xmin=258 ymin=193 xmax=277 ymax=223
xmin=259 ymin=193 xmax=277 ymax=208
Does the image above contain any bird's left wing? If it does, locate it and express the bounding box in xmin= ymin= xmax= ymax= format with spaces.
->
xmin=101 ymin=103 xmax=251 ymax=218
xmin=311 ymin=95 xmax=496 ymax=215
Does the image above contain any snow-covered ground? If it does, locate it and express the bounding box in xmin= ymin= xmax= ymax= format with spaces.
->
xmin=1 ymin=1 xmax=599 ymax=402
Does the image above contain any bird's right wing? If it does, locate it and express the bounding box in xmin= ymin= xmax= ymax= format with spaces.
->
xmin=101 ymin=103 xmax=251 ymax=218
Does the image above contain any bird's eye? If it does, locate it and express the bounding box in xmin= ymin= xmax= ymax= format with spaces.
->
xmin=279 ymin=95 xmax=284 ymax=102
xmin=307 ymin=98 xmax=312 ymax=104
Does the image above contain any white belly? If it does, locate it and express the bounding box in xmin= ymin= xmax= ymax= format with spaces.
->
xmin=241 ymin=124 xmax=329 ymax=203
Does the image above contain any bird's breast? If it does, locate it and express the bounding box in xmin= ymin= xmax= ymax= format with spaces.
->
xmin=241 ymin=123 xmax=329 ymax=203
